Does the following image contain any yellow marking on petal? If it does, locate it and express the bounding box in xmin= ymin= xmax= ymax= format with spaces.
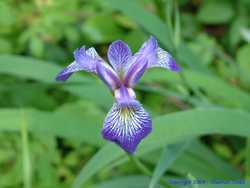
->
xmin=121 ymin=107 xmax=135 ymax=119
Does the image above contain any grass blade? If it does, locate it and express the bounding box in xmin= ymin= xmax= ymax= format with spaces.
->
xmin=106 ymin=0 xmax=174 ymax=50
xmin=149 ymin=141 xmax=191 ymax=188
xmin=21 ymin=111 xmax=32 ymax=188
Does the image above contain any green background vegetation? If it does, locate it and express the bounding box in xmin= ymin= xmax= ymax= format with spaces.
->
xmin=0 ymin=0 xmax=250 ymax=187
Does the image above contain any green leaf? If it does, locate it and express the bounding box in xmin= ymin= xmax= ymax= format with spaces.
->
xmin=105 ymin=0 xmax=212 ymax=72
xmin=106 ymin=0 xmax=174 ymax=50
xmin=237 ymin=44 xmax=250 ymax=72
xmin=0 ymin=38 xmax=12 ymax=53
xmin=246 ymin=138 xmax=250 ymax=178
xmin=90 ymin=176 xmax=163 ymax=188
xmin=236 ymin=44 xmax=250 ymax=88
xmin=149 ymin=141 xmax=191 ymax=188
xmin=72 ymin=144 xmax=124 ymax=188
xmin=0 ymin=55 xmax=112 ymax=106
xmin=170 ymin=140 xmax=242 ymax=179
xmin=197 ymin=1 xmax=234 ymax=24
xmin=21 ymin=111 xmax=32 ymax=188
xmin=72 ymin=108 xmax=250 ymax=187
xmin=0 ymin=55 xmax=87 ymax=84
xmin=142 ymin=69 xmax=250 ymax=110
xmin=0 ymin=103 xmax=105 ymax=147
xmin=82 ymin=14 xmax=124 ymax=43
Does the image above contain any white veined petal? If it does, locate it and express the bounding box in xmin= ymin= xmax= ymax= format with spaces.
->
xmin=102 ymin=101 xmax=152 ymax=153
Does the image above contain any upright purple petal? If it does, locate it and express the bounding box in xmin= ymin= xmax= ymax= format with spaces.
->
xmin=102 ymin=101 xmax=152 ymax=153
xmin=96 ymin=61 xmax=121 ymax=91
xmin=133 ymin=36 xmax=158 ymax=66
xmin=55 ymin=47 xmax=102 ymax=81
xmin=123 ymin=58 xmax=148 ymax=88
xmin=134 ymin=36 xmax=180 ymax=72
xmin=108 ymin=40 xmax=132 ymax=73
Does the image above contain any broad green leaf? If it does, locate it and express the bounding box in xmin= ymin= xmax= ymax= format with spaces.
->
xmin=106 ymin=0 xmax=209 ymax=72
xmin=0 ymin=55 xmax=78 ymax=83
xmin=72 ymin=108 xmax=250 ymax=187
xmin=149 ymin=141 xmax=191 ymax=188
xmin=0 ymin=38 xmax=12 ymax=53
xmin=82 ymin=14 xmax=124 ymax=43
xmin=176 ymin=43 xmax=211 ymax=72
xmin=1 ymin=107 xmax=248 ymax=186
xmin=0 ymin=103 xmax=105 ymax=147
xmin=241 ymin=28 xmax=250 ymax=43
xmin=0 ymin=55 xmax=112 ymax=106
xmin=106 ymin=0 xmax=174 ymax=50
xmin=185 ymin=140 xmax=241 ymax=179
xmin=229 ymin=18 xmax=248 ymax=47
xmin=246 ymin=138 xmax=250 ymax=178
xmin=142 ymin=69 xmax=250 ymax=110
xmin=89 ymin=176 xmax=163 ymax=188
xmin=143 ymin=140 xmax=241 ymax=181
xmin=72 ymin=144 xmax=124 ymax=188
xmin=237 ymin=44 xmax=250 ymax=72
xmin=236 ymin=44 xmax=250 ymax=88
xmin=197 ymin=1 xmax=233 ymax=24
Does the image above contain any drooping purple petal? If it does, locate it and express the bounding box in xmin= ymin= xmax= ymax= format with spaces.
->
xmin=152 ymin=47 xmax=181 ymax=72
xmin=123 ymin=58 xmax=148 ymax=87
xmin=134 ymin=36 xmax=180 ymax=72
xmin=96 ymin=61 xmax=121 ymax=91
xmin=55 ymin=61 xmax=84 ymax=81
xmin=102 ymin=101 xmax=152 ymax=153
xmin=108 ymin=40 xmax=132 ymax=73
xmin=55 ymin=47 xmax=102 ymax=81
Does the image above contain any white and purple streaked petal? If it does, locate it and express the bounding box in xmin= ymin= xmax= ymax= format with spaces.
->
xmin=149 ymin=47 xmax=181 ymax=72
xmin=86 ymin=47 xmax=102 ymax=60
xmin=108 ymin=40 xmax=132 ymax=73
xmin=134 ymin=36 xmax=180 ymax=72
xmin=123 ymin=58 xmax=148 ymax=88
xmin=55 ymin=47 xmax=101 ymax=81
xmin=102 ymin=101 xmax=152 ymax=153
xmin=73 ymin=47 xmax=99 ymax=73
xmin=55 ymin=61 xmax=83 ymax=81
xmin=133 ymin=36 xmax=158 ymax=65
xmin=96 ymin=61 xmax=121 ymax=91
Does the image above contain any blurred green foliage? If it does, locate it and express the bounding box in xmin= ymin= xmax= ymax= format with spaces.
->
xmin=0 ymin=0 xmax=250 ymax=188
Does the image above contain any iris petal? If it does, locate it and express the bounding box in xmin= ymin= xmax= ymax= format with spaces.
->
xmin=123 ymin=58 xmax=148 ymax=87
xmin=133 ymin=36 xmax=180 ymax=73
xmin=55 ymin=47 xmax=102 ymax=81
xmin=154 ymin=47 xmax=181 ymax=72
xmin=133 ymin=36 xmax=158 ymax=65
xmin=96 ymin=61 xmax=121 ymax=91
xmin=108 ymin=40 xmax=132 ymax=73
xmin=102 ymin=101 xmax=152 ymax=153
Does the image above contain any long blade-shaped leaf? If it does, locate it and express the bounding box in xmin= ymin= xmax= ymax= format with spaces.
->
xmin=72 ymin=108 xmax=250 ymax=187
xmin=106 ymin=0 xmax=174 ymax=50
xmin=0 ymin=55 xmax=112 ymax=106
xmin=149 ymin=141 xmax=191 ymax=188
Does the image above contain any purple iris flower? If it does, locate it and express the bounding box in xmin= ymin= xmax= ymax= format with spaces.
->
xmin=55 ymin=36 xmax=180 ymax=154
